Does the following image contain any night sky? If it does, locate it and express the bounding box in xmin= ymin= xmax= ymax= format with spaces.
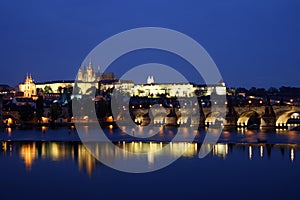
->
xmin=0 ymin=0 xmax=299 ymax=88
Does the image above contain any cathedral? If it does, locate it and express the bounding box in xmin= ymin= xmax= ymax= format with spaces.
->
xmin=18 ymin=73 xmax=37 ymax=98
xmin=77 ymin=59 xmax=101 ymax=82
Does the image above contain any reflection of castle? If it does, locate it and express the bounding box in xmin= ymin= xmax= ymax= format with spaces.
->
xmin=77 ymin=59 xmax=101 ymax=82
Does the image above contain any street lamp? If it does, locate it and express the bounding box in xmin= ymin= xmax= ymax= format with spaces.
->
xmin=248 ymin=100 xmax=252 ymax=110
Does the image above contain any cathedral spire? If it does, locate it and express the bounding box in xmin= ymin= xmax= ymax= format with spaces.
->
xmin=88 ymin=57 xmax=93 ymax=69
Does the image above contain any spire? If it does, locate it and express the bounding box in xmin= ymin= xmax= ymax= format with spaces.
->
xmin=88 ymin=57 xmax=92 ymax=69
xmin=98 ymin=65 xmax=101 ymax=73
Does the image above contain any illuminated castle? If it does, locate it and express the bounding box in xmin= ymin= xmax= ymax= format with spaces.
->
xmin=77 ymin=59 xmax=101 ymax=82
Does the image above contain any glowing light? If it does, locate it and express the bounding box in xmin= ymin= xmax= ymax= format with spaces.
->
xmin=107 ymin=116 xmax=114 ymax=122
xmin=42 ymin=126 xmax=47 ymax=132
xmin=20 ymin=143 xmax=36 ymax=171
xmin=7 ymin=127 xmax=12 ymax=136
xmin=83 ymin=116 xmax=89 ymax=120
xmin=260 ymin=146 xmax=263 ymax=158
xmin=249 ymin=146 xmax=252 ymax=160
xmin=7 ymin=118 xmax=13 ymax=126
xmin=108 ymin=125 xmax=113 ymax=129
xmin=291 ymin=148 xmax=295 ymax=162
xmin=41 ymin=117 xmax=49 ymax=123
xmin=213 ymin=144 xmax=228 ymax=158
xmin=2 ymin=142 xmax=7 ymax=152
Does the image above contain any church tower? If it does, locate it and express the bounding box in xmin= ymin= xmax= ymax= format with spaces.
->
xmin=147 ymin=75 xmax=154 ymax=84
xmin=86 ymin=58 xmax=96 ymax=82
xmin=78 ymin=67 xmax=83 ymax=81
xmin=19 ymin=73 xmax=37 ymax=98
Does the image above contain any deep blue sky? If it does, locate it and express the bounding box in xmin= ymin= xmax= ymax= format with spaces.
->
xmin=0 ymin=0 xmax=299 ymax=88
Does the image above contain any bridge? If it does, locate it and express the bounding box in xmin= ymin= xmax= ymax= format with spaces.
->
xmin=116 ymin=105 xmax=300 ymax=129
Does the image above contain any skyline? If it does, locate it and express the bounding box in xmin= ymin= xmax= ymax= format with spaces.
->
xmin=0 ymin=1 xmax=300 ymax=88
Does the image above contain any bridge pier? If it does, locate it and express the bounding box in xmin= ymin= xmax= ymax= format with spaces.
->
xmin=198 ymin=105 xmax=206 ymax=128
xmin=223 ymin=106 xmax=238 ymax=130
xmin=261 ymin=105 xmax=276 ymax=130
xmin=165 ymin=108 xmax=178 ymax=126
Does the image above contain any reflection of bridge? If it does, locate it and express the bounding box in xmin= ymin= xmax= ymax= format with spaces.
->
xmin=118 ymin=105 xmax=300 ymax=129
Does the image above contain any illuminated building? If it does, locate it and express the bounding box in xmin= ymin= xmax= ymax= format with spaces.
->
xmin=18 ymin=73 xmax=37 ymax=98
xmin=77 ymin=59 xmax=101 ymax=82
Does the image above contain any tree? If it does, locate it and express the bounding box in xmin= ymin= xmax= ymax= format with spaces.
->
xmin=44 ymin=86 xmax=53 ymax=93
xmin=248 ymin=87 xmax=257 ymax=96
xmin=267 ymin=87 xmax=279 ymax=95
xmin=58 ymin=86 xmax=63 ymax=94
xmin=36 ymin=96 xmax=44 ymax=123
xmin=50 ymin=103 xmax=61 ymax=122
xmin=18 ymin=104 xmax=34 ymax=121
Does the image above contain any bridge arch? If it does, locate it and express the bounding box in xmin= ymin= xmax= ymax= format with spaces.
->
xmin=276 ymin=111 xmax=300 ymax=127
xmin=237 ymin=111 xmax=260 ymax=127
xmin=205 ymin=112 xmax=224 ymax=126
xmin=177 ymin=115 xmax=191 ymax=125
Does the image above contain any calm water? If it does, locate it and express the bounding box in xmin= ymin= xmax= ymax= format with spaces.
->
xmin=1 ymin=128 xmax=300 ymax=199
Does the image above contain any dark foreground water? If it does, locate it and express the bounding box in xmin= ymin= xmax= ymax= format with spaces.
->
xmin=1 ymin=128 xmax=300 ymax=199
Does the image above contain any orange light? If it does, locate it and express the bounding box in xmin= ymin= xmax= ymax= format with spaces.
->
xmin=107 ymin=116 xmax=114 ymax=122
xmin=7 ymin=118 xmax=13 ymax=126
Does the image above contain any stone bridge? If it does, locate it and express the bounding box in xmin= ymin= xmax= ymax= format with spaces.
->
xmin=204 ymin=105 xmax=300 ymax=129
xmin=116 ymin=105 xmax=300 ymax=129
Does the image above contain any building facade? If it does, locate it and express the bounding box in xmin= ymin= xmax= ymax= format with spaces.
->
xmin=77 ymin=59 xmax=101 ymax=82
xmin=18 ymin=73 xmax=37 ymax=98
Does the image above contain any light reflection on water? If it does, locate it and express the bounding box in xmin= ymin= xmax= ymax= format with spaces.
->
xmin=1 ymin=141 xmax=298 ymax=176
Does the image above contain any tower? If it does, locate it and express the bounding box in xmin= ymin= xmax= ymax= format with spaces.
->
xmin=147 ymin=75 xmax=154 ymax=84
xmin=78 ymin=67 xmax=83 ymax=81
xmin=19 ymin=73 xmax=37 ymax=97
